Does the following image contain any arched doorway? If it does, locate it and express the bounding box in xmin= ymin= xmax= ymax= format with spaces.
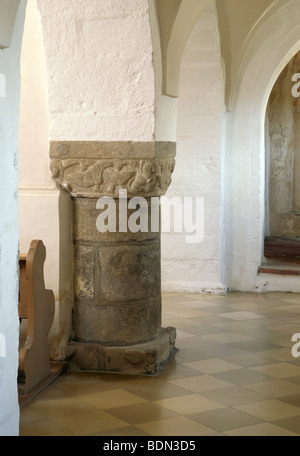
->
xmin=262 ymin=51 xmax=300 ymax=273
xmin=222 ymin=0 xmax=300 ymax=292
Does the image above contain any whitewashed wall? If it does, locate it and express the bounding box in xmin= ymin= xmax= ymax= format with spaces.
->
xmin=18 ymin=0 xmax=73 ymax=360
xmin=36 ymin=0 xmax=156 ymax=142
xmin=0 ymin=0 xmax=26 ymax=437
xmin=161 ymin=6 xmax=226 ymax=294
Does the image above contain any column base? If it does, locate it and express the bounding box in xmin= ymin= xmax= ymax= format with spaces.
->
xmin=68 ymin=327 xmax=177 ymax=376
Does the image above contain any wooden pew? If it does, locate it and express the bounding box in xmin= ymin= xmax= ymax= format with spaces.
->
xmin=18 ymin=240 xmax=55 ymax=395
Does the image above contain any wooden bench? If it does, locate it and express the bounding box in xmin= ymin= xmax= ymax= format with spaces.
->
xmin=18 ymin=240 xmax=55 ymax=395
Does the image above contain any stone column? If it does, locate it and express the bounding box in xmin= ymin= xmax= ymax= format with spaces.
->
xmin=50 ymin=141 xmax=177 ymax=375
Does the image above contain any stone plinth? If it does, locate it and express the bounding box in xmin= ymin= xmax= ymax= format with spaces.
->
xmin=50 ymin=141 xmax=177 ymax=374
xmin=71 ymin=328 xmax=176 ymax=375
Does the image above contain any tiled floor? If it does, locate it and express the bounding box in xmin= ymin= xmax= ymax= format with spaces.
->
xmin=19 ymin=291 xmax=300 ymax=436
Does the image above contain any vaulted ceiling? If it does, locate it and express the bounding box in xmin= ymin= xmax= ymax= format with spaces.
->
xmin=155 ymin=0 xmax=280 ymax=105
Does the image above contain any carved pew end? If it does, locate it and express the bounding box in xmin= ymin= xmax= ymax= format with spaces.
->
xmin=18 ymin=240 xmax=55 ymax=395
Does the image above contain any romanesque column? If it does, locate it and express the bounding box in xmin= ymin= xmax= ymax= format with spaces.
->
xmin=50 ymin=141 xmax=177 ymax=375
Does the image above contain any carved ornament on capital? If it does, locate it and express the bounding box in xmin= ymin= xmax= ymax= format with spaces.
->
xmin=50 ymin=141 xmax=176 ymax=199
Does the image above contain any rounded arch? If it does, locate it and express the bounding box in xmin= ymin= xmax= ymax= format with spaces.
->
xmin=164 ymin=0 xmax=210 ymax=98
xmin=223 ymin=0 xmax=300 ymax=291
xmin=149 ymin=0 xmax=213 ymax=141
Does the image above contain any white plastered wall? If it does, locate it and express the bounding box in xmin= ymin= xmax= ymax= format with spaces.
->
xmin=161 ymin=5 xmax=226 ymax=294
xmin=223 ymin=0 xmax=300 ymax=292
xmin=36 ymin=0 xmax=156 ymax=142
xmin=0 ymin=0 xmax=26 ymax=437
xmin=18 ymin=0 xmax=73 ymax=360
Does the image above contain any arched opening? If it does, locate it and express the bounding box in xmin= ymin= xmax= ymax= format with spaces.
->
xmin=261 ymin=51 xmax=300 ymax=274
xmin=222 ymin=0 xmax=300 ymax=292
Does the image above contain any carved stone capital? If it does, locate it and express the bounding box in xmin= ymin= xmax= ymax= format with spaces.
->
xmin=50 ymin=141 xmax=176 ymax=198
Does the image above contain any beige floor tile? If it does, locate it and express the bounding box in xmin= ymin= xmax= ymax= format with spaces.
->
xmin=123 ymin=380 xmax=192 ymax=401
xmin=90 ymin=426 xmax=151 ymax=436
xmin=235 ymin=399 xmax=300 ymax=421
xmin=96 ymin=373 xmax=161 ymax=387
xmin=226 ymin=305 xmax=268 ymax=314
xmin=105 ymin=402 xmax=178 ymax=425
xmin=279 ymin=394 xmax=300 ymax=407
xmin=213 ymin=368 xmax=273 ymax=385
xmin=168 ymin=310 xmax=211 ymax=318
xmin=223 ymin=353 xmax=277 ymax=367
xmin=154 ymin=394 xmax=226 ymax=415
xmin=258 ymin=348 xmax=295 ymax=362
xmin=276 ymin=305 xmax=300 ymax=314
xmin=28 ymin=385 xmax=69 ymax=402
xmin=53 ymin=410 xmax=129 ymax=436
xmin=273 ymin=316 xmax=300 ymax=325
xmin=78 ymin=388 xmax=147 ymax=409
xmin=205 ymin=332 xmax=255 ymax=343
xmin=20 ymin=419 xmax=75 ymax=436
xmin=240 ymin=328 xmax=282 ymax=340
xmin=178 ymin=300 xmax=221 ymax=309
xmin=136 ymin=416 xmax=216 ymax=436
xmin=201 ymin=386 xmax=269 ymax=406
xmin=182 ymin=358 xmax=243 ymax=374
xmin=187 ymin=407 xmax=263 ymax=432
xmin=284 ymin=375 xmax=300 ymax=385
xmin=57 ymin=371 xmax=103 ymax=382
xmin=224 ymin=423 xmax=298 ymax=436
xmin=53 ymin=376 xmax=108 ymax=396
xmin=250 ymin=363 xmax=300 ymax=378
xmin=170 ymin=375 xmax=234 ymax=393
xmin=28 ymin=395 xmax=99 ymax=419
xmin=173 ymin=349 xmax=210 ymax=363
xmin=176 ymin=336 xmax=214 ymax=349
xmin=245 ymin=317 xmax=280 ymax=328
xmin=272 ymin=416 xmax=300 ymax=435
xmin=212 ymin=321 xmax=258 ymax=331
xmin=19 ymin=407 xmax=49 ymax=425
xmin=269 ymin=336 xmax=296 ymax=348
xmin=277 ymin=296 xmax=300 ymax=305
xmin=158 ymin=360 xmax=202 ymax=380
xmin=177 ymin=329 xmax=200 ymax=339
xmin=218 ymin=311 xmax=264 ymax=321
xmin=244 ymin=379 xmax=300 ymax=398
xmin=192 ymin=315 xmax=233 ymax=326
xmin=163 ymin=317 xmax=200 ymax=328
xmin=197 ymin=344 xmax=250 ymax=358
xmin=18 ymin=291 xmax=300 ymax=437
xmin=269 ymin=324 xmax=300 ymax=335
xmin=180 ymin=325 xmax=227 ymax=337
